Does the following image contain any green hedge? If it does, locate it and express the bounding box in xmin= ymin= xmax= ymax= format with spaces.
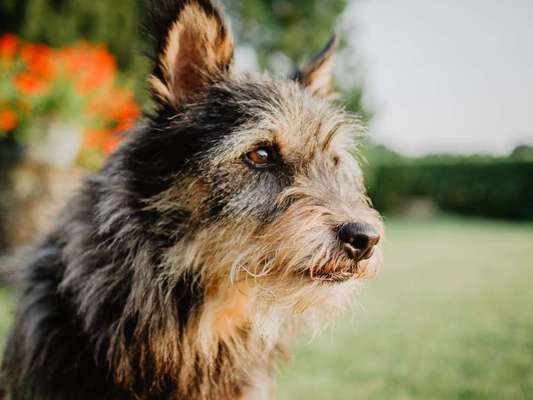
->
xmin=366 ymin=161 xmax=533 ymax=220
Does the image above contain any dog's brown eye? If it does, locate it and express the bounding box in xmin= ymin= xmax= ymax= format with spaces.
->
xmin=245 ymin=147 xmax=275 ymax=168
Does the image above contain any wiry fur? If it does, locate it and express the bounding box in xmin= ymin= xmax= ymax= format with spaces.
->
xmin=1 ymin=1 xmax=383 ymax=399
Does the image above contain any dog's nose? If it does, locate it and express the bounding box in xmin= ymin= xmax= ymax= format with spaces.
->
xmin=338 ymin=222 xmax=380 ymax=262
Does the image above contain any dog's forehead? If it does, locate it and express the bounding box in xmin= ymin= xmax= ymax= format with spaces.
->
xmin=213 ymin=77 xmax=359 ymax=161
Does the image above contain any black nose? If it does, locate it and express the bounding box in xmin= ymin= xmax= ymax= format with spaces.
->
xmin=338 ymin=222 xmax=380 ymax=262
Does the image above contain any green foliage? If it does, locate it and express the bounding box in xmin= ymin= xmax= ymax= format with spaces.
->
xmin=0 ymin=0 xmax=145 ymax=71
xmin=1 ymin=0 xmax=368 ymax=116
xmin=2 ymin=0 xmax=346 ymax=71
xmin=511 ymin=144 xmax=533 ymax=161
xmin=0 ymin=0 xmax=151 ymax=102
xmin=366 ymin=160 xmax=533 ymax=220
xmin=360 ymin=142 xmax=403 ymax=165
xmin=225 ymin=0 xmax=346 ymax=64
xmin=225 ymin=0 xmax=369 ymax=117
xmin=343 ymin=86 xmax=372 ymax=124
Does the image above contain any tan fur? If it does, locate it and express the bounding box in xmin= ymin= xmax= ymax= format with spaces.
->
xmin=203 ymin=281 xmax=252 ymax=346
xmin=151 ymin=2 xmax=233 ymax=105
xmin=296 ymin=35 xmax=339 ymax=98
xmin=136 ymin=70 xmax=384 ymax=397
xmin=130 ymin=3 xmax=381 ymax=398
xmin=140 ymin=77 xmax=384 ymax=399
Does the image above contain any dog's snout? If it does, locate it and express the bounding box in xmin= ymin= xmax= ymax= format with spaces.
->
xmin=338 ymin=222 xmax=380 ymax=262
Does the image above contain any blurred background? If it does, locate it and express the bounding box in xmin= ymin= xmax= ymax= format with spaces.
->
xmin=0 ymin=0 xmax=532 ymax=399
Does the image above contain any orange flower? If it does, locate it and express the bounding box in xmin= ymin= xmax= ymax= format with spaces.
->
xmin=56 ymin=47 xmax=84 ymax=76
xmin=58 ymin=43 xmax=116 ymax=95
xmin=87 ymin=87 xmax=140 ymax=120
xmin=84 ymin=128 xmax=110 ymax=149
xmin=19 ymin=43 xmax=55 ymax=79
xmin=84 ymin=124 xmax=128 ymax=155
xmin=0 ymin=37 xmax=139 ymax=159
xmin=0 ymin=110 xmax=17 ymax=132
xmin=113 ymin=119 xmax=136 ymax=134
xmin=15 ymin=73 xmax=49 ymax=95
xmin=0 ymin=34 xmax=18 ymax=59
xmin=78 ymin=48 xmax=116 ymax=94
xmin=103 ymin=135 xmax=122 ymax=155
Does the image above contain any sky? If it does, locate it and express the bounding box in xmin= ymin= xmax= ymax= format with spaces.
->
xmin=345 ymin=0 xmax=533 ymax=156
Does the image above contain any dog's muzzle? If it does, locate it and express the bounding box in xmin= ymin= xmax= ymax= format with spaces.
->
xmin=309 ymin=222 xmax=381 ymax=283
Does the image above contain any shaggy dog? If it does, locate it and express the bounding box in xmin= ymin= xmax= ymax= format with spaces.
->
xmin=1 ymin=0 xmax=383 ymax=398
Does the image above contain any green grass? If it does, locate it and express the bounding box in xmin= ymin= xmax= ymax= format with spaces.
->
xmin=276 ymin=216 xmax=533 ymax=400
xmin=1 ymin=216 xmax=532 ymax=399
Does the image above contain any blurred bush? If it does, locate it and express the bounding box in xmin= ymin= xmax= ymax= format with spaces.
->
xmin=0 ymin=34 xmax=140 ymax=168
xmin=364 ymin=149 xmax=533 ymax=220
xmin=0 ymin=0 xmax=368 ymax=117
xmin=225 ymin=0 xmax=346 ymax=64
xmin=0 ymin=0 xmax=145 ymax=72
xmin=0 ymin=34 xmax=141 ymax=249
xmin=224 ymin=0 xmax=370 ymax=121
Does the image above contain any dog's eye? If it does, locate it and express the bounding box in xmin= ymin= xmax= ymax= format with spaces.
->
xmin=244 ymin=147 xmax=277 ymax=168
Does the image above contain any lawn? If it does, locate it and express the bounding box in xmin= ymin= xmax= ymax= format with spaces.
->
xmin=276 ymin=216 xmax=533 ymax=400
xmin=0 ymin=216 xmax=532 ymax=399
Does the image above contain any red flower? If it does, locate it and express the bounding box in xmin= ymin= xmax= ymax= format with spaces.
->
xmin=84 ymin=128 xmax=110 ymax=149
xmin=15 ymin=73 xmax=49 ymax=95
xmin=103 ymin=135 xmax=122 ymax=155
xmin=0 ymin=34 xmax=18 ymax=59
xmin=19 ymin=43 xmax=55 ymax=79
xmin=78 ymin=47 xmax=116 ymax=94
xmin=58 ymin=43 xmax=116 ymax=95
xmin=0 ymin=37 xmax=140 ymax=160
xmin=0 ymin=110 xmax=17 ymax=132
xmin=86 ymin=87 xmax=139 ymax=121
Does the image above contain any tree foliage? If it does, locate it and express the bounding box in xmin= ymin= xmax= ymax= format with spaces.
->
xmin=367 ymin=160 xmax=533 ymax=220
xmin=1 ymin=0 xmax=145 ymax=70
xmin=1 ymin=0 xmax=368 ymax=116
xmin=225 ymin=0 xmax=346 ymax=64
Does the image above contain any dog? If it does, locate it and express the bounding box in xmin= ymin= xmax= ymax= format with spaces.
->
xmin=1 ymin=0 xmax=383 ymax=398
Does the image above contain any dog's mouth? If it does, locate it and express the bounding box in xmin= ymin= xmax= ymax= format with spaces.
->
xmin=308 ymin=270 xmax=355 ymax=283
xmin=305 ymin=249 xmax=376 ymax=283
xmin=307 ymin=260 xmax=370 ymax=283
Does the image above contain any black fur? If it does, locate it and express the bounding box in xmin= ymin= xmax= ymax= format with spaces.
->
xmin=0 ymin=79 xmax=294 ymax=399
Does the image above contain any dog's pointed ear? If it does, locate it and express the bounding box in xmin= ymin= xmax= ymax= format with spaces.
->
xmin=149 ymin=0 xmax=234 ymax=107
xmin=293 ymin=34 xmax=338 ymax=98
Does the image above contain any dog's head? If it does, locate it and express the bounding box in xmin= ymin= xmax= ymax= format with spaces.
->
xmin=115 ymin=0 xmax=383 ymax=317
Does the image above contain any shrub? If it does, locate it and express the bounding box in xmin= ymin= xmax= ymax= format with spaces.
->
xmin=367 ymin=160 xmax=533 ymax=220
xmin=0 ymin=34 xmax=140 ymax=167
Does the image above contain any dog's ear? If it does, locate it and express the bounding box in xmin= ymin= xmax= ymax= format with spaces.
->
xmin=149 ymin=0 xmax=234 ymax=107
xmin=293 ymin=35 xmax=338 ymax=98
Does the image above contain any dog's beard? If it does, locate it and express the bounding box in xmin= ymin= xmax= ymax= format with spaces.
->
xmin=227 ymin=199 xmax=383 ymax=284
xmin=217 ymin=205 xmax=383 ymax=341
xmin=158 ymin=195 xmax=382 ymax=350
xmin=239 ymin=245 xmax=382 ymax=341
